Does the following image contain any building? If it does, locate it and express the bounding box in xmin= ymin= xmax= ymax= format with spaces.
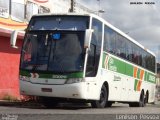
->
xmin=0 ymin=0 xmax=94 ymax=100
xmin=156 ymin=63 xmax=160 ymax=86
xmin=156 ymin=63 xmax=160 ymax=101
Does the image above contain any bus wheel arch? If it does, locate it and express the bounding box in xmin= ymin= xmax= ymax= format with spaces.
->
xmin=91 ymin=82 xmax=109 ymax=108
xmin=103 ymin=81 xmax=113 ymax=107
xmin=103 ymin=81 xmax=109 ymax=98
xmin=129 ymin=89 xmax=145 ymax=107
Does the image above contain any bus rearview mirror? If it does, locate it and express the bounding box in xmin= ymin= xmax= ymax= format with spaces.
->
xmin=84 ymin=29 xmax=93 ymax=48
xmin=10 ymin=30 xmax=18 ymax=49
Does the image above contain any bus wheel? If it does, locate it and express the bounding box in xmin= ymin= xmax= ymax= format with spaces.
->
xmin=107 ymin=102 xmax=113 ymax=107
xmin=129 ymin=91 xmax=145 ymax=107
xmin=91 ymin=85 xmax=108 ymax=108
xmin=139 ymin=91 xmax=145 ymax=107
xmin=39 ymin=97 xmax=59 ymax=108
xmin=144 ymin=91 xmax=149 ymax=104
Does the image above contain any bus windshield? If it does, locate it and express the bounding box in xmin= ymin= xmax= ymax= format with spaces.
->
xmin=20 ymin=31 xmax=85 ymax=73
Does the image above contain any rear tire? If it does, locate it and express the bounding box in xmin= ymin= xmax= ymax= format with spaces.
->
xmin=144 ymin=92 xmax=149 ymax=104
xmin=129 ymin=91 xmax=145 ymax=107
xmin=91 ymin=85 xmax=108 ymax=108
xmin=107 ymin=102 xmax=113 ymax=107
xmin=139 ymin=91 xmax=145 ymax=107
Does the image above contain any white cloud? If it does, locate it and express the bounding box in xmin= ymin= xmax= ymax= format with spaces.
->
xmin=77 ymin=0 xmax=160 ymax=62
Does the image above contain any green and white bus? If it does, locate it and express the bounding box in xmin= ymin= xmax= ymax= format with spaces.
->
xmin=11 ymin=13 xmax=156 ymax=108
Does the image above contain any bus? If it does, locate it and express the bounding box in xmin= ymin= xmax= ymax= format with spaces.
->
xmin=11 ymin=13 xmax=156 ymax=108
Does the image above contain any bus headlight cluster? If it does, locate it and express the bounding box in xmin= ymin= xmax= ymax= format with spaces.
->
xmin=19 ymin=75 xmax=30 ymax=82
xmin=65 ymin=78 xmax=85 ymax=84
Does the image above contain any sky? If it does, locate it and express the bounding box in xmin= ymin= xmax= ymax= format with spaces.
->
xmin=77 ymin=0 xmax=160 ymax=62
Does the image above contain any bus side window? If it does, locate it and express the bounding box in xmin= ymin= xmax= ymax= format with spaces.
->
xmin=142 ymin=51 xmax=146 ymax=68
xmin=126 ymin=40 xmax=133 ymax=62
xmin=104 ymin=26 xmax=116 ymax=54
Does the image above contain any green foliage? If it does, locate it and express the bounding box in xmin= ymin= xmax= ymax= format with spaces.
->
xmin=3 ymin=94 xmax=18 ymax=102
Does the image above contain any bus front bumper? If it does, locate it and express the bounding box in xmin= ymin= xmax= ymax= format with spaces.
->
xmin=20 ymin=80 xmax=89 ymax=100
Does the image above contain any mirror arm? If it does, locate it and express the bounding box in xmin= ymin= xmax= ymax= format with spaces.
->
xmin=10 ymin=29 xmax=25 ymax=49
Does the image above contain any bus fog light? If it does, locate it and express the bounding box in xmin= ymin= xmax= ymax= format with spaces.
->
xmin=65 ymin=78 xmax=84 ymax=84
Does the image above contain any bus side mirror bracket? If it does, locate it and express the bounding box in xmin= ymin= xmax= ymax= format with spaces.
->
xmin=10 ymin=30 xmax=18 ymax=49
xmin=84 ymin=29 xmax=93 ymax=49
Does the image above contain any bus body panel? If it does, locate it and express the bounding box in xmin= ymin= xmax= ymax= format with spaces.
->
xmin=100 ymin=52 xmax=156 ymax=103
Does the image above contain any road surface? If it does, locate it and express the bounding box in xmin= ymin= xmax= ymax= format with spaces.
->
xmin=0 ymin=101 xmax=159 ymax=120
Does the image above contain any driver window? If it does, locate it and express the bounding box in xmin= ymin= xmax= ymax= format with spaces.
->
xmin=86 ymin=18 xmax=102 ymax=77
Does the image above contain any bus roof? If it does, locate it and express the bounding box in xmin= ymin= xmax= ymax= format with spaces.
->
xmin=31 ymin=13 xmax=155 ymax=57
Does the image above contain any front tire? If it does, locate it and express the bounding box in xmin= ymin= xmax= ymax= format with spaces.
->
xmin=39 ymin=97 xmax=59 ymax=108
xmin=107 ymin=102 xmax=113 ymax=107
xmin=91 ymin=85 xmax=108 ymax=108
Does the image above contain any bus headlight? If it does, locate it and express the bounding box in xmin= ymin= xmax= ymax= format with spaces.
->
xmin=65 ymin=78 xmax=85 ymax=84
xmin=19 ymin=75 xmax=30 ymax=82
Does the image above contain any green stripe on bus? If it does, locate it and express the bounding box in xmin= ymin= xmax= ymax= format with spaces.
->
xmin=68 ymin=72 xmax=83 ymax=78
xmin=20 ymin=70 xmax=83 ymax=79
xmin=108 ymin=57 xmax=125 ymax=74
xmin=147 ymin=72 xmax=156 ymax=84
xmin=126 ymin=63 xmax=133 ymax=77
xmin=39 ymin=74 xmax=53 ymax=79
xmin=137 ymin=69 xmax=141 ymax=79
xmin=103 ymin=53 xmax=156 ymax=84
xmin=20 ymin=70 xmax=30 ymax=77
xmin=144 ymin=71 xmax=148 ymax=81
xmin=134 ymin=79 xmax=138 ymax=91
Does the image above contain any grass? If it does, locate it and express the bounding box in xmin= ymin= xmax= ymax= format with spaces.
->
xmin=2 ymin=94 xmax=19 ymax=102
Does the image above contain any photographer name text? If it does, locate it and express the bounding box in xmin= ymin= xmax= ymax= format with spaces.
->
xmin=130 ymin=1 xmax=155 ymax=5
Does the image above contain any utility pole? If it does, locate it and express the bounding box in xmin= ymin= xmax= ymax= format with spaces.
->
xmin=97 ymin=0 xmax=105 ymax=16
xmin=70 ymin=0 xmax=75 ymax=12
xmin=158 ymin=45 xmax=160 ymax=63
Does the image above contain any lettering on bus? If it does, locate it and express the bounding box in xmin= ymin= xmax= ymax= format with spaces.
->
xmin=52 ymin=75 xmax=67 ymax=79
xmin=148 ymin=75 xmax=156 ymax=83
xmin=108 ymin=58 xmax=117 ymax=72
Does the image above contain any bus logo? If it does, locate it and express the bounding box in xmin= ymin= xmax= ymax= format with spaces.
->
xmin=52 ymin=75 xmax=67 ymax=79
